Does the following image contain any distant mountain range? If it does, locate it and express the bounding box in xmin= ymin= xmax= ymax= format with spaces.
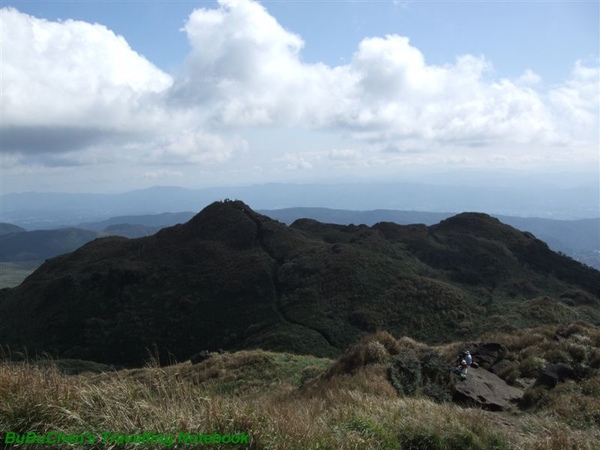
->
xmin=2 ymin=182 xmax=598 ymax=230
xmin=1 ymin=201 xmax=598 ymax=366
xmin=0 ymin=228 xmax=106 ymax=262
xmin=78 ymin=212 xmax=196 ymax=231
xmin=0 ymin=223 xmax=26 ymax=236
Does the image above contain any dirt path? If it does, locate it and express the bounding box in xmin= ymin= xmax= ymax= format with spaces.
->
xmin=485 ymin=409 xmax=533 ymax=446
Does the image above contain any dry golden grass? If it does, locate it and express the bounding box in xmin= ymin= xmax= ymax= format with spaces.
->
xmin=1 ymin=328 xmax=599 ymax=449
xmin=0 ymin=353 xmax=508 ymax=450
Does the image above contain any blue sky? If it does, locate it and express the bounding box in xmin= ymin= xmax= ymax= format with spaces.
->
xmin=1 ymin=0 xmax=598 ymax=193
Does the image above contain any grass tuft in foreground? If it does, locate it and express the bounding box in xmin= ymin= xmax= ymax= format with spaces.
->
xmin=1 ymin=326 xmax=599 ymax=449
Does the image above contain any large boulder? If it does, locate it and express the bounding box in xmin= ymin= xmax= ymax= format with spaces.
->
xmin=452 ymin=366 xmax=523 ymax=411
xmin=487 ymin=359 xmax=514 ymax=376
xmin=467 ymin=343 xmax=508 ymax=369
xmin=534 ymin=363 xmax=579 ymax=389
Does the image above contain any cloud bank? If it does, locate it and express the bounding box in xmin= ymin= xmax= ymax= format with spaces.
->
xmin=2 ymin=8 xmax=171 ymax=128
xmin=2 ymin=0 xmax=598 ymax=178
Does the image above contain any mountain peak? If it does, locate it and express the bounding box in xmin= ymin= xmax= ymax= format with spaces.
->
xmin=435 ymin=212 xmax=504 ymax=231
xmin=185 ymin=200 xmax=255 ymax=225
xmin=433 ymin=212 xmax=535 ymax=243
xmin=176 ymin=200 xmax=274 ymax=249
xmin=0 ymin=202 xmax=598 ymax=366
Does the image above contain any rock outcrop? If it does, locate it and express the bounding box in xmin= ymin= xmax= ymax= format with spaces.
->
xmin=467 ymin=343 xmax=508 ymax=369
xmin=452 ymin=366 xmax=523 ymax=411
xmin=534 ymin=363 xmax=579 ymax=389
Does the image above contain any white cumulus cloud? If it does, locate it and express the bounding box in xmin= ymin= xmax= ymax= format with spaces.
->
xmin=172 ymin=0 xmax=597 ymax=152
xmin=2 ymin=0 xmax=598 ymax=176
xmin=1 ymin=7 xmax=246 ymax=165
xmin=1 ymin=7 xmax=172 ymax=130
xmin=170 ymin=0 xmax=353 ymax=126
xmin=548 ymin=60 xmax=600 ymax=143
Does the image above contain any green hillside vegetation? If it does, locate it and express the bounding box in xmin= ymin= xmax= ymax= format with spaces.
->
xmin=262 ymin=208 xmax=600 ymax=270
xmin=1 ymin=324 xmax=598 ymax=449
xmin=2 ymin=208 xmax=596 ymax=284
xmin=0 ymin=200 xmax=598 ymax=367
xmin=76 ymin=208 xmax=600 ymax=269
xmin=260 ymin=208 xmax=600 ymax=254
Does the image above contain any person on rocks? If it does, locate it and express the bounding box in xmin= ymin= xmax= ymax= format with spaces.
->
xmin=452 ymin=359 xmax=469 ymax=380
xmin=464 ymin=350 xmax=473 ymax=366
xmin=452 ymin=350 xmax=473 ymax=380
xmin=455 ymin=350 xmax=473 ymax=366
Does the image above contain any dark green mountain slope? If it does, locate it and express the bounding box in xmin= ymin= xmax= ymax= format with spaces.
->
xmin=261 ymin=207 xmax=600 ymax=269
xmin=0 ymin=201 xmax=598 ymax=366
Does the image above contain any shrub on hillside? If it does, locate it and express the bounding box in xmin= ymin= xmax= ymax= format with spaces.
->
xmin=386 ymin=346 xmax=453 ymax=402
xmin=520 ymin=386 xmax=549 ymax=409
xmin=397 ymin=336 xmax=428 ymax=352
xmin=519 ymin=356 xmax=546 ymax=378
xmin=370 ymin=330 xmax=403 ymax=355
xmin=388 ymin=350 xmax=422 ymax=396
xmin=325 ymin=334 xmax=392 ymax=377
xmin=326 ymin=332 xmax=502 ymax=404
xmin=498 ymin=363 xmax=520 ymax=385
xmin=418 ymin=348 xmax=452 ymax=385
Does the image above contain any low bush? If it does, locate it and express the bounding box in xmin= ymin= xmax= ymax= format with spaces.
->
xmin=388 ymin=350 xmax=422 ymax=396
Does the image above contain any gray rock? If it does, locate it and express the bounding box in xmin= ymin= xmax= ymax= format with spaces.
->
xmin=488 ymin=359 xmax=515 ymax=376
xmin=534 ymin=363 xmax=578 ymax=389
xmin=452 ymin=366 xmax=523 ymax=411
xmin=467 ymin=343 xmax=508 ymax=369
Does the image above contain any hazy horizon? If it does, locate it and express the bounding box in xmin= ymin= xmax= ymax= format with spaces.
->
xmin=2 ymin=179 xmax=599 ymax=227
xmin=2 ymin=167 xmax=599 ymax=195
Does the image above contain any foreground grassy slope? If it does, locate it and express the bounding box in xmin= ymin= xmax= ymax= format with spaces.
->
xmin=1 ymin=324 xmax=598 ymax=449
